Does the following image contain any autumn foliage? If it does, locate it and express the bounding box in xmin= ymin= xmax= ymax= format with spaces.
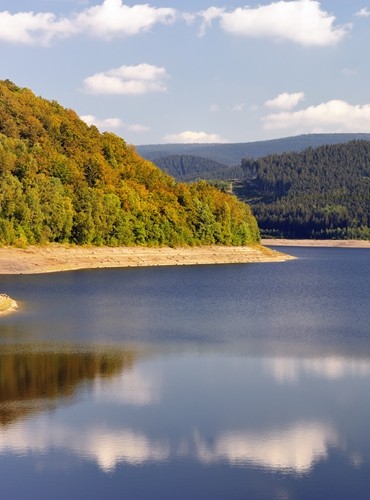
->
xmin=0 ymin=80 xmax=259 ymax=246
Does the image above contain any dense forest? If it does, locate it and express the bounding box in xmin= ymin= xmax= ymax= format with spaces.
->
xmin=0 ymin=80 xmax=259 ymax=247
xmin=152 ymin=154 xmax=243 ymax=182
xmin=237 ymin=142 xmax=370 ymax=239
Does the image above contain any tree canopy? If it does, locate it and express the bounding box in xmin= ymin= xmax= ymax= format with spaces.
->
xmin=0 ymin=80 xmax=259 ymax=246
xmin=237 ymin=142 xmax=370 ymax=239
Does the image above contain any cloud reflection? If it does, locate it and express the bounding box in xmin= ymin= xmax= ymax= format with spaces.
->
xmin=195 ymin=422 xmax=337 ymax=474
xmin=0 ymin=418 xmax=337 ymax=474
xmin=265 ymin=356 xmax=370 ymax=384
xmin=0 ymin=421 xmax=169 ymax=472
xmin=93 ymin=369 xmax=161 ymax=406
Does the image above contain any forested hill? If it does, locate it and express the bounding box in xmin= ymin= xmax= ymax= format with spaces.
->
xmin=236 ymin=141 xmax=370 ymax=239
xmin=0 ymin=80 xmax=259 ymax=246
xmin=137 ymin=133 xmax=370 ymax=169
xmin=151 ymin=154 xmax=243 ymax=182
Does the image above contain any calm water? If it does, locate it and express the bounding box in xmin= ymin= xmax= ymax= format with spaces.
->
xmin=0 ymin=247 xmax=369 ymax=499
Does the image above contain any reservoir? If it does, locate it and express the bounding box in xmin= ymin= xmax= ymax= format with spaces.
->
xmin=0 ymin=247 xmax=369 ymax=499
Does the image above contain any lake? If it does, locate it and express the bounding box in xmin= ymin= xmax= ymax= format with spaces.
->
xmin=0 ymin=247 xmax=369 ymax=499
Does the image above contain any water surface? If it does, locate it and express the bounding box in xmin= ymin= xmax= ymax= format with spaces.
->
xmin=0 ymin=247 xmax=369 ymax=499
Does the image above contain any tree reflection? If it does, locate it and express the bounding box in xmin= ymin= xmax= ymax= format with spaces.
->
xmin=0 ymin=346 xmax=136 ymax=425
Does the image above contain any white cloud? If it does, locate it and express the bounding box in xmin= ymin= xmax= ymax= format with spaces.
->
xmin=74 ymin=0 xmax=176 ymax=39
xmin=265 ymin=92 xmax=305 ymax=110
xmin=83 ymin=63 xmax=168 ymax=95
xmin=0 ymin=0 xmax=176 ymax=45
xmin=198 ymin=6 xmax=224 ymax=37
xmin=80 ymin=114 xmax=150 ymax=134
xmin=200 ymin=0 xmax=350 ymax=46
xmin=263 ymin=99 xmax=370 ymax=133
xmin=0 ymin=10 xmax=74 ymax=45
xmin=127 ymin=124 xmax=150 ymax=133
xmin=80 ymin=114 xmax=123 ymax=130
xmin=355 ymin=7 xmax=370 ymax=17
xmin=163 ymin=130 xmax=228 ymax=143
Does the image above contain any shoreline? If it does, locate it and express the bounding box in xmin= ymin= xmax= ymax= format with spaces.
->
xmin=262 ymin=238 xmax=370 ymax=248
xmin=0 ymin=244 xmax=295 ymax=276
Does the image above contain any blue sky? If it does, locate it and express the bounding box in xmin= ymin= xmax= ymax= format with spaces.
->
xmin=1 ymin=0 xmax=370 ymax=145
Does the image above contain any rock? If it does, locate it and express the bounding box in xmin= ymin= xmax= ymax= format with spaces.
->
xmin=0 ymin=294 xmax=18 ymax=314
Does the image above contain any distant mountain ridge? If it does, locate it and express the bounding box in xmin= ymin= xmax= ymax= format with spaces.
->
xmin=137 ymin=136 xmax=370 ymax=240
xmin=137 ymin=134 xmax=370 ymax=179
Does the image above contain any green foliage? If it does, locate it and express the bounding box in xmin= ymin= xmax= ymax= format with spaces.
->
xmin=0 ymin=80 xmax=260 ymax=247
xmin=237 ymin=142 xmax=370 ymax=239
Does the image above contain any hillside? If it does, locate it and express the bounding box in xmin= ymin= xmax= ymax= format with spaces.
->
xmin=136 ymin=133 xmax=370 ymax=172
xmin=0 ymin=80 xmax=259 ymax=247
xmin=151 ymin=154 xmax=243 ymax=182
xmin=236 ymin=141 xmax=370 ymax=239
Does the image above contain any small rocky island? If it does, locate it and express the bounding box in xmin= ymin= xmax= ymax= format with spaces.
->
xmin=0 ymin=294 xmax=18 ymax=314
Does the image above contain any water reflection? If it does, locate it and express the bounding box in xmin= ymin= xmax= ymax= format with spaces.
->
xmin=0 ymin=423 xmax=169 ymax=472
xmin=265 ymin=355 xmax=370 ymax=383
xmin=93 ymin=368 xmax=161 ymax=406
xmin=0 ymin=345 xmax=135 ymax=425
xmin=0 ymin=348 xmax=369 ymax=480
xmin=195 ymin=422 xmax=337 ymax=474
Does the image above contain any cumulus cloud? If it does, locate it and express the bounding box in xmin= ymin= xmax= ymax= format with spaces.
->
xmin=0 ymin=0 xmax=176 ymax=45
xmin=355 ymin=7 xmax=370 ymax=17
xmin=80 ymin=114 xmax=149 ymax=134
xmin=265 ymin=92 xmax=305 ymax=110
xmin=74 ymin=0 xmax=176 ymax=39
xmin=163 ymin=130 xmax=228 ymax=143
xmin=199 ymin=0 xmax=350 ymax=46
xmin=83 ymin=63 xmax=168 ymax=95
xmin=0 ymin=10 xmax=74 ymax=45
xmin=263 ymin=99 xmax=370 ymax=133
xmin=80 ymin=114 xmax=123 ymax=130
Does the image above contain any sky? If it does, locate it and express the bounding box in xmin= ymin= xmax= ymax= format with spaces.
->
xmin=1 ymin=0 xmax=370 ymax=145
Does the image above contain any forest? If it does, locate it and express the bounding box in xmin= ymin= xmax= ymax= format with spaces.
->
xmin=152 ymin=154 xmax=243 ymax=182
xmin=0 ymin=80 xmax=259 ymax=247
xmin=237 ymin=142 xmax=370 ymax=239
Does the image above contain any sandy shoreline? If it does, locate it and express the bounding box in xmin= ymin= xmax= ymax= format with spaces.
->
xmin=262 ymin=238 xmax=370 ymax=248
xmin=0 ymin=244 xmax=295 ymax=276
